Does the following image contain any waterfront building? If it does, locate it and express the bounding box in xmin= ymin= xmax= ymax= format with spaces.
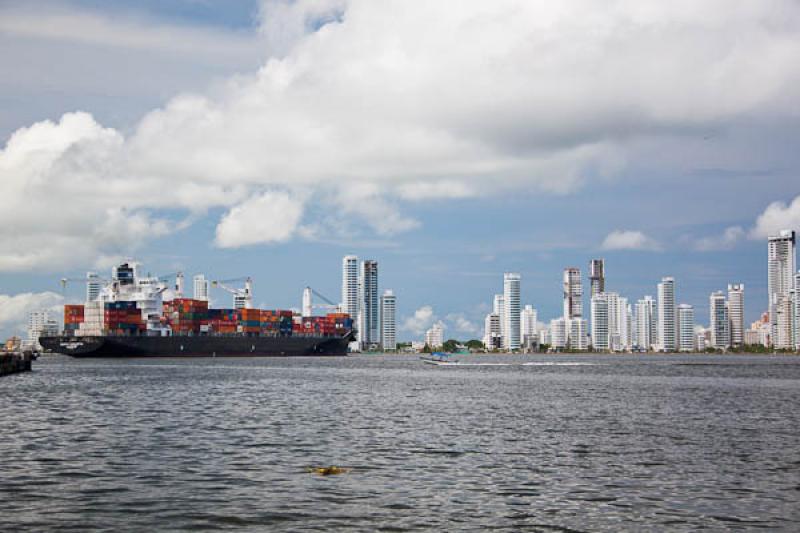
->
xmin=550 ymin=318 xmax=567 ymax=350
xmin=26 ymin=310 xmax=59 ymax=351
xmin=607 ymin=293 xmax=629 ymax=352
xmin=563 ymin=268 xmax=583 ymax=320
xmin=568 ymin=318 xmax=588 ymax=350
xmin=539 ymin=328 xmax=551 ymax=347
xmin=521 ymin=305 xmax=538 ymax=346
xmin=678 ymin=304 xmax=695 ymax=352
xmin=425 ymin=322 xmax=444 ymax=349
xmin=696 ymin=330 xmax=707 ymax=351
xmin=380 ymin=290 xmax=396 ymax=351
xmin=635 ymin=296 xmax=657 ymax=351
xmin=86 ymin=271 xmax=101 ymax=302
xmin=193 ymin=274 xmax=209 ymax=301
xmin=493 ymin=294 xmax=505 ymax=346
xmin=503 ymin=273 xmax=521 ymax=350
xmin=727 ymin=284 xmax=744 ymax=348
xmin=484 ymin=313 xmax=501 ymax=350
xmin=709 ymin=291 xmax=730 ymax=349
xmin=341 ymin=255 xmax=359 ymax=319
xmin=657 ymin=277 xmax=676 ymax=352
xmin=774 ymin=297 xmax=793 ymax=350
xmin=591 ymin=293 xmax=610 ymax=351
xmin=589 ymin=259 xmax=605 ymax=297
xmin=768 ymin=230 xmax=796 ymax=349
xmin=795 ymin=272 xmax=800 ymax=350
xmin=359 ymin=260 xmax=379 ymax=349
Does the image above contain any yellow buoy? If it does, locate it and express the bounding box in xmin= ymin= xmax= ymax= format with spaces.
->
xmin=307 ymin=465 xmax=350 ymax=476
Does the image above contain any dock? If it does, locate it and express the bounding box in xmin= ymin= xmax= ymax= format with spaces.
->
xmin=0 ymin=352 xmax=33 ymax=377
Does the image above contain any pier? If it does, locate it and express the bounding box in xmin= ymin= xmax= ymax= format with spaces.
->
xmin=0 ymin=353 xmax=33 ymax=377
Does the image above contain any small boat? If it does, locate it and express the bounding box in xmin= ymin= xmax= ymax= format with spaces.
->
xmin=420 ymin=352 xmax=459 ymax=365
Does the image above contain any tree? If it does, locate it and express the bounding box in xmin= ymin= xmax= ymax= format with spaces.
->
xmin=465 ymin=339 xmax=484 ymax=350
xmin=442 ymin=339 xmax=459 ymax=353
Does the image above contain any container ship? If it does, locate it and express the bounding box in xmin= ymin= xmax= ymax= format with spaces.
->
xmin=39 ymin=262 xmax=354 ymax=357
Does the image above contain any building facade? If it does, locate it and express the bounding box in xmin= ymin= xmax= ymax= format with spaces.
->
xmin=678 ymin=304 xmax=695 ymax=352
xmin=635 ymin=296 xmax=657 ymax=351
xmin=563 ymin=268 xmax=583 ymax=320
xmin=591 ymin=293 xmax=609 ymax=351
xmin=503 ymin=273 xmax=521 ymax=350
xmin=657 ymin=277 xmax=676 ymax=352
xmin=768 ymin=230 xmax=796 ymax=349
xmin=589 ymin=259 xmax=605 ymax=298
xmin=380 ymin=290 xmax=397 ymax=351
xmin=709 ymin=291 xmax=730 ymax=349
xmin=727 ymin=284 xmax=744 ymax=348
xmin=192 ymin=274 xmax=209 ymax=301
xmin=359 ymin=260 xmax=379 ymax=349
xmin=425 ymin=323 xmax=444 ymax=349
xmin=341 ymin=255 xmax=359 ymax=319
xmin=484 ymin=313 xmax=501 ymax=350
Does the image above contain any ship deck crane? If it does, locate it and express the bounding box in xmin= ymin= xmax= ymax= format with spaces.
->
xmin=302 ymin=287 xmax=340 ymax=317
xmin=212 ymin=277 xmax=253 ymax=309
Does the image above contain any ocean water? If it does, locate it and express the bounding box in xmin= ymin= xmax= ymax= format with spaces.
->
xmin=1 ymin=354 xmax=799 ymax=532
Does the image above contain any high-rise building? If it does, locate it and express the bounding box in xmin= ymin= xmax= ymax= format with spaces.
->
xmin=678 ymin=304 xmax=695 ymax=352
xmin=27 ymin=310 xmax=59 ymax=351
xmin=193 ymin=274 xmax=209 ymax=301
xmin=709 ymin=291 xmax=730 ymax=349
xmin=86 ymin=271 xmax=101 ymax=302
xmin=635 ymin=296 xmax=657 ymax=351
xmin=768 ymin=230 xmax=796 ymax=348
xmin=521 ymin=305 xmax=538 ymax=346
xmin=792 ymin=273 xmax=800 ymax=350
xmin=589 ymin=259 xmax=605 ymax=297
xmin=425 ymin=322 xmax=444 ymax=349
xmin=591 ymin=293 xmax=610 ymax=351
xmin=657 ymin=277 xmax=676 ymax=352
xmin=563 ymin=268 xmax=583 ymax=319
xmin=727 ymin=284 xmax=744 ymax=348
xmin=484 ymin=313 xmax=501 ymax=350
xmin=380 ymin=290 xmax=396 ymax=351
xmin=359 ymin=260 xmax=379 ymax=349
xmin=341 ymin=255 xmax=359 ymax=319
xmin=493 ymin=294 xmax=505 ymax=346
xmin=549 ymin=318 xmax=567 ymax=350
xmin=568 ymin=318 xmax=588 ymax=350
xmin=503 ymin=273 xmax=521 ymax=350
xmin=606 ymin=292 xmax=629 ymax=352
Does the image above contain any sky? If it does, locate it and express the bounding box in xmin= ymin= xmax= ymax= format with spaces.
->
xmin=1 ymin=0 xmax=800 ymax=341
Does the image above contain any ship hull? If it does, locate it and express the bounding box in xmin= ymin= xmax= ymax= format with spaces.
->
xmin=39 ymin=333 xmax=352 ymax=358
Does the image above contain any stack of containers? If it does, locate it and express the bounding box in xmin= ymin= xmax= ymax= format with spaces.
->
xmin=104 ymin=301 xmax=145 ymax=335
xmin=326 ymin=312 xmax=354 ymax=332
xmin=165 ymin=298 xmax=208 ymax=335
xmin=279 ymin=310 xmax=293 ymax=336
xmin=208 ymin=308 xmax=237 ymax=334
xmin=296 ymin=313 xmax=351 ymax=336
xmin=238 ymin=308 xmax=262 ymax=335
xmin=77 ymin=301 xmax=104 ymax=336
xmin=64 ymin=304 xmax=85 ymax=335
xmin=260 ymin=310 xmax=280 ymax=336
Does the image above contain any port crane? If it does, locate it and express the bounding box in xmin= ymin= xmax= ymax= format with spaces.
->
xmin=212 ymin=277 xmax=253 ymax=309
xmin=59 ymin=275 xmax=110 ymax=297
xmin=302 ymin=287 xmax=340 ymax=317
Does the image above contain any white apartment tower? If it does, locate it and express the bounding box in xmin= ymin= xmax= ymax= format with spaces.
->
xmin=341 ymin=255 xmax=359 ymax=319
xmin=521 ymin=305 xmax=538 ymax=346
xmin=569 ymin=319 xmax=588 ymax=350
xmin=727 ymin=284 xmax=744 ymax=348
xmin=591 ymin=293 xmax=610 ymax=351
xmin=635 ymin=296 xmax=657 ymax=351
xmin=563 ymin=268 xmax=583 ymax=320
xmin=484 ymin=313 xmax=501 ymax=350
xmin=359 ymin=260 xmax=379 ymax=349
xmin=503 ymin=273 xmax=521 ymax=350
xmin=193 ymin=274 xmax=209 ymax=302
xmin=86 ymin=271 xmax=101 ymax=302
xmin=493 ymin=294 xmax=505 ymax=346
xmin=549 ymin=318 xmax=567 ymax=350
xmin=425 ymin=322 xmax=444 ymax=349
xmin=709 ymin=291 xmax=730 ymax=349
xmin=768 ymin=230 xmax=796 ymax=348
xmin=657 ymin=277 xmax=676 ymax=352
xmin=678 ymin=304 xmax=695 ymax=352
xmin=380 ymin=290 xmax=397 ymax=351
xmin=27 ymin=310 xmax=59 ymax=351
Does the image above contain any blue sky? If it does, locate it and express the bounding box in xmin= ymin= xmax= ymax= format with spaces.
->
xmin=1 ymin=0 xmax=799 ymax=340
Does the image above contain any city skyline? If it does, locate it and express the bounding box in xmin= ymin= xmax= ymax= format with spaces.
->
xmin=1 ymin=1 xmax=800 ymax=342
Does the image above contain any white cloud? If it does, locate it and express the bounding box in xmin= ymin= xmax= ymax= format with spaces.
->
xmin=215 ymin=191 xmax=304 ymax=247
xmin=446 ymin=313 xmax=480 ymax=335
xmin=401 ymin=305 xmax=436 ymax=336
xmin=601 ymin=230 xmax=661 ymax=251
xmin=693 ymin=225 xmax=746 ymax=251
xmin=750 ymin=195 xmax=800 ymax=238
xmin=0 ymin=292 xmax=64 ymax=335
xmin=2 ymin=0 xmax=800 ymax=270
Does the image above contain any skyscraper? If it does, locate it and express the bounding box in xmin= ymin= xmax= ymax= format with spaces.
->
xmin=193 ymin=274 xmax=209 ymax=301
xmin=341 ymin=255 xmax=359 ymax=319
xmin=359 ymin=260 xmax=379 ymax=349
xmin=727 ymin=284 xmax=744 ymax=348
xmin=425 ymin=322 xmax=444 ymax=349
xmin=86 ymin=271 xmax=101 ymax=302
xmin=484 ymin=313 xmax=501 ymax=350
xmin=635 ymin=296 xmax=657 ymax=351
xmin=380 ymin=290 xmax=396 ymax=351
xmin=589 ymin=259 xmax=605 ymax=297
xmin=657 ymin=277 xmax=676 ymax=352
xmin=709 ymin=291 xmax=730 ymax=349
xmin=503 ymin=273 xmax=521 ymax=350
xmin=768 ymin=230 xmax=796 ymax=348
xmin=563 ymin=268 xmax=583 ymax=319
xmin=494 ymin=294 xmax=505 ymax=346
xmin=678 ymin=304 xmax=695 ymax=352
xmin=521 ymin=305 xmax=538 ymax=347
xmin=591 ymin=293 xmax=610 ymax=351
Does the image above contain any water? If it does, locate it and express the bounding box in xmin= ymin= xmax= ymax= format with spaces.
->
xmin=1 ymin=354 xmax=799 ymax=532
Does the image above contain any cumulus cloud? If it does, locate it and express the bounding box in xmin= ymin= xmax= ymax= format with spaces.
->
xmin=2 ymin=0 xmax=800 ymax=270
xmin=750 ymin=195 xmax=800 ymax=238
xmin=693 ymin=225 xmax=746 ymax=251
xmin=402 ymin=305 xmax=436 ymax=336
xmin=215 ymin=191 xmax=304 ymax=247
xmin=601 ymin=230 xmax=661 ymax=251
xmin=0 ymin=292 xmax=64 ymax=335
xmin=446 ymin=313 xmax=480 ymax=335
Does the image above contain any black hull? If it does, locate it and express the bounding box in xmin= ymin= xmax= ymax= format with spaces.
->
xmin=39 ymin=333 xmax=353 ymax=358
